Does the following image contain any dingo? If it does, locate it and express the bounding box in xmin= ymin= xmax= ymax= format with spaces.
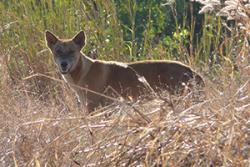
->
xmin=45 ymin=31 xmax=204 ymax=111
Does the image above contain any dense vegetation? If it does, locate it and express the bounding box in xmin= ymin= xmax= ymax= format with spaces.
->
xmin=0 ymin=0 xmax=249 ymax=166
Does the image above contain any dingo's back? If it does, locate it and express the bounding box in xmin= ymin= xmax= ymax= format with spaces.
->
xmin=45 ymin=30 xmax=204 ymax=111
xmin=129 ymin=60 xmax=204 ymax=93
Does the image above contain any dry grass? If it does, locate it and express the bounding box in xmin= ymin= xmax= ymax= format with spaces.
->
xmin=194 ymin=0 xmax=250 ymax=43
xmin=0 ymin=67 xmax=249 ymax=166
xmin=1 ymin=1 xmax=250 ymax=166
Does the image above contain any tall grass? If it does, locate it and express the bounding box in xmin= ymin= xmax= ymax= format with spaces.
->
xmin=0 ymin=0 xmax=249 ymax=166
xmin=1 ymin=0 xmax=243 ymax=84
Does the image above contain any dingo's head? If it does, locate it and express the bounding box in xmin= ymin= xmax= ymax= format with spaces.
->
xmin=45 ymin=31 xmax=86 ymax=74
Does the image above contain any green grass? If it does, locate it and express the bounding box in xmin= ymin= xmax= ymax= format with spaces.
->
xmin=1 ymin=1 xmax=242 ymax=82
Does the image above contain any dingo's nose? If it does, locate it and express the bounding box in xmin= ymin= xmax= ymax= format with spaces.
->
xmin=61 ymin=62 xmax=68 ymax=70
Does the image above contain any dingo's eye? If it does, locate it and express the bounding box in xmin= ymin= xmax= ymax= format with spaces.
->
xmin=68 ymin=50 xmax=74 ymax=55
xmin=56 ymin=49 xmax=63 ymax=55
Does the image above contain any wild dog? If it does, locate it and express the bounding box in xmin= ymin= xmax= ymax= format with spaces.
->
xmin=45 ymin=30 xmax=204 ymax=111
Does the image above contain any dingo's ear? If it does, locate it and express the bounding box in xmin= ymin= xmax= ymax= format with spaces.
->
xmin=45 ymin=31 xmax=58 ymax=48
xmin=72 ymin=31 xmax=85 ymax=49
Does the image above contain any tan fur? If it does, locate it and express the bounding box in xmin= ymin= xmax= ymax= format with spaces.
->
xmin=45 ymin=31 xmax=204 ymax=111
